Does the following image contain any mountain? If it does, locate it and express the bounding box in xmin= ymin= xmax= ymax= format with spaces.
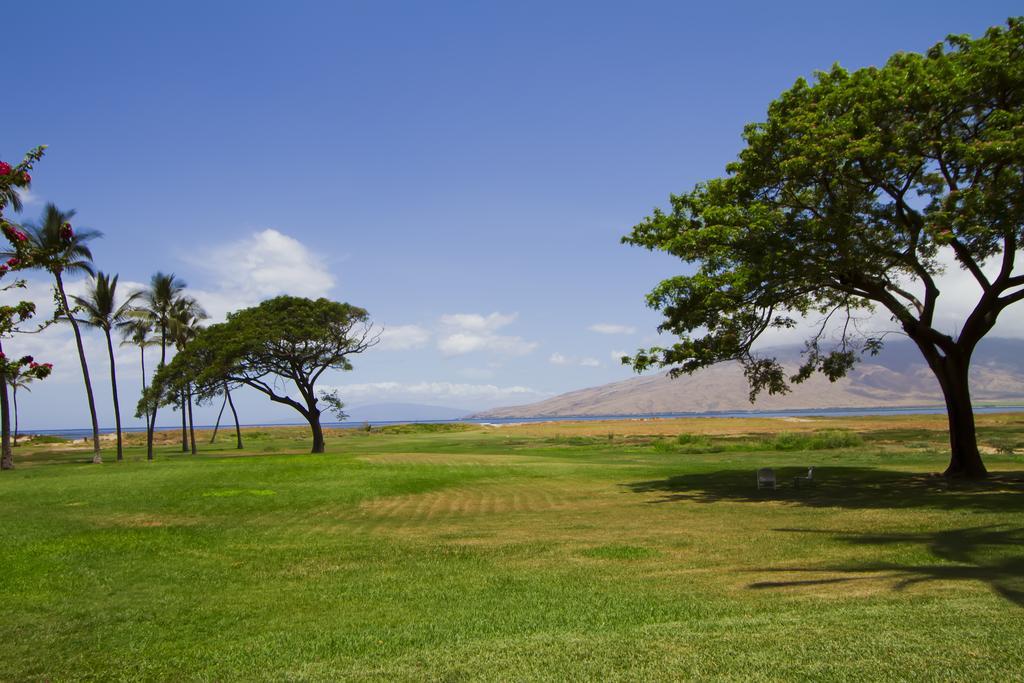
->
xmin=473 ymin=338 xmax=1024 ymax=419
xmin=343 ymin=403 xmax=473 ymax=422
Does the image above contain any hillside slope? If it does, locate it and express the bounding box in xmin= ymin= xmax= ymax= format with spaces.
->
xmin=474 ymin=339 xmax=1024 ymax=418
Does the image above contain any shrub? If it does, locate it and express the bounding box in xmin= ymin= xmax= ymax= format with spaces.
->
xmin=765 ymin=430 xmax=863 ymax=451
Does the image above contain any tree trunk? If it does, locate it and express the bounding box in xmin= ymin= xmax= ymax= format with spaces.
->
xmin=148 ymin=327 xmax=166 ymax=461
xmin=104 ymin=330 xmax=124 ymax=461
xmin=1 ymin=342 xmax=12 ymax=470
xmin=210 ymin=390 xmax=227 ymax=443
xmin=180 ymin=389 xmax=188 ymax=452
xmin=55 ymin=273 xmax=102 ymax=464
xmin=12 ymin=384 xmax=18 ymax=447
xmin=141 ymin=345 xmax=152 ymax=460
xmin=933 ymin=353 xmax=987 ymax=478
xmin=226 ymin=383 xmax=242 ymax=449
xmin=187 ymin=387 xmax=196 ymax=455
xmin=308 ymin=408 xmax=325 ymax=454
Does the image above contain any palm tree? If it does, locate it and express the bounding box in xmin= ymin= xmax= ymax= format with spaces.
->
xmin=167 ymin=296 xmax=206 ymax=454
xmin=118 ymin=316 xmax=155 ymax=439
xmin=71 ymin=272 xmax=140 ymax=461
xmin=7 ymin=366 xmax=36 ymax=447
xmin=135 ymin=272 xmax=186 ymax=459
xmin=20 ymin=204 xmax=103 ymax=463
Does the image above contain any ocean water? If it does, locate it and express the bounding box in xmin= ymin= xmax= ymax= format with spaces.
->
xmin=23 ymin=404 xmax=1024 ymax=441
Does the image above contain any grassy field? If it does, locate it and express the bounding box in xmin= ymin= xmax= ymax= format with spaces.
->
xmin=2 ymin=414 xmax=1023 ymax=681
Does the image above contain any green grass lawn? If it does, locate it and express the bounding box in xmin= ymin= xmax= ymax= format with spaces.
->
xmin=2 ymin=416 xmax=1023 ymax=681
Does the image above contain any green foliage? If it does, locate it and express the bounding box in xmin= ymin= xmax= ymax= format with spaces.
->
xmin=624 ymin=19 xmax=1024 ymax=400
xmin=317 ymin=388 xmax=349 ymax=421
xmin=71 ymin=272 xmax=140 ymax=332
xmin=764 ymin=430 xmax=864 ymax=451
xmin=651 ymin=438 xmax=678 ymax=453
xmin=23 ymin=434 xmax=68 ymax=444
xmin=20 ymin=204 xmax=101 ymax=280
xmin=373 ymin=422 xmax=475 ymax=434
xmin=148 ymin=296 xmax=378 ymax=452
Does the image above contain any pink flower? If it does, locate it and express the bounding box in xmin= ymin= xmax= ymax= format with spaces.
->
xmin=3 ymin=224 xmax=27 ymax=243
xmin=29 ymin=362 xmax=38 ymax=369
xmin=43 ymin=363 xmax=52 ymax=369
xmin=0 ymin=162 xmax=10 ymax=175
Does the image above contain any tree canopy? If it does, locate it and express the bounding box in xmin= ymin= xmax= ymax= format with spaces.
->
xmin=148 ymin=296 xmax=378 ymax=453
xmin=624 ymin=19 xmax=1024 ymax=478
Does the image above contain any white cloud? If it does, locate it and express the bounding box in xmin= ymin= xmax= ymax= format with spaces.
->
xmin=437 ymin=311 xmax=538 ymax=356
xmin=589 ymin=323 xmax=636 ymax=335
xmin=548 ymin=351 xmax=601 ymax=368
xmin=438 ymin=332 xmax=537 ymax=356
xmin=440 ymin=312 xmax=517 ymax=332
xmin=14 ymin=187 xmax=41 ymax=207
xmin=378 ymin=324 xmax=430 ymax=351
xmin=186 ymin=228 xmax=334 ymax=321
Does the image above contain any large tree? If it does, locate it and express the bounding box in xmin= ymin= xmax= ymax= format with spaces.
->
xmin=149 ymin=296 xmax=377 ymax=453
xmin=624 ymin=19 xmax=1023 ymax=479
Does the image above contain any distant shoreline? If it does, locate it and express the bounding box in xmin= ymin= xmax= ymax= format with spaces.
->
xmin=20 ymin=403 xmax=1024 ymax=440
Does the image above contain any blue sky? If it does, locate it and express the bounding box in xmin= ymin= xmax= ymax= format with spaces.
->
xmin=3 ymin=2 xmax=1021 ymax=429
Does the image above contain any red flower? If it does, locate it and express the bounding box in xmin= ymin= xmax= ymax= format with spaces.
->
xmin=29 ymin=362 xmax=38 ymax=369
xmin=7 ymin=257 xmax=20 ymax=268
xmin=60 ymin=223 xmax=74 ymax=240
xmin=0 ymin=352 xmax=5 ymax=360
xmin=0 ymin=162 xmax=10 ymax=175
xmin=20 ymin=172 xmax=30 ymax=185
xmin=43 ymin=363 xmax=53 ymax=369
xmin=0 ymin=265 xmax=8 ymax=274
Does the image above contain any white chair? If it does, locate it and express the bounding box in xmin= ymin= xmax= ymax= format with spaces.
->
xmin=756 ymin=468 xmax=777 ymax=490
xmin=794 ymin=466 xmax=815 ymax=489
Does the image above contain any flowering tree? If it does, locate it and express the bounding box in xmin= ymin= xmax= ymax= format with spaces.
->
xmin=0 ymin=147 xmax=54 ymax=470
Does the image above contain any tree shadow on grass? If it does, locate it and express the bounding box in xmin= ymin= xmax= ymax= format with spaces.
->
xmin=748 ymin=525 xmax=1024 ymax=607
xmin=623 ymin=467 xmax=1024 ymax=512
